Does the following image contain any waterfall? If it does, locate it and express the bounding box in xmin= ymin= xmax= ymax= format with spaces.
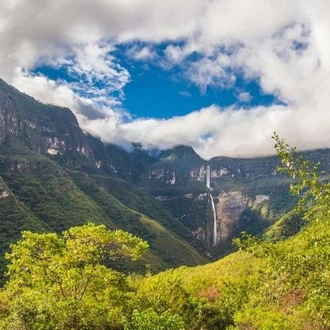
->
xmin=210 ymin=194 xmax=217 ymax=247
xmin=206 ymin=165 xmax=211 ymax=189
xmin=206 ymin=165 xmax=217 ymax=246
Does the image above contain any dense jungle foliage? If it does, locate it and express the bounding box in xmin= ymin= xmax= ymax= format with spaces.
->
xmin=1 ymin=135 xmax=330 ymax=329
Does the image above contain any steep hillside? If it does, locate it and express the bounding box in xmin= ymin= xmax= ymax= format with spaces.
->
xmin=0 ymin=78 xmax=207 ymax=276
xmin=136 ymin=214 xmax=330 ymax=328
xmin=0 ymin=142 xmax=206 ymax=275
xmin=131 ymin=137 xmax=330 ymax=328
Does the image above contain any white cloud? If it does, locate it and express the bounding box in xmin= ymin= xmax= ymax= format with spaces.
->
xmin=1 ymin=0 xmax=330 ymax=158
xmin=83 ymin=104 xmax=293 ymax=159
xmin=237 ymin=92 xmax=252 ymax=103
xmin=127 ymin=46 xmax=157 ymax=61
xmin=67 ymin=43 xmax=130 ymax=107
xmin=185 ymin=55 xmax=237 ymax=94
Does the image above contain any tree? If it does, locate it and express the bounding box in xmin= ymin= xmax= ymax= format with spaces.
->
xmin=0 ymin=223 xmax=148 ymax=330
xmin=272 ymin=132 xmax=330 ymax=220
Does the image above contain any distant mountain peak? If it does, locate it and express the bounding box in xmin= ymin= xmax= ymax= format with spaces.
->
xmin=160 ymin=145 xmax=204 ymax=164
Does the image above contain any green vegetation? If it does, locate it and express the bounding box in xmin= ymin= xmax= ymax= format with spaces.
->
xmin=1 ymin=135 xmax=330 ymax=328
xmin=88 ymin=174 xmax=197 ymax=242
xmin=0 ymin=224 xmax=148 ymax=329
xmin=0 ymin=135 xmax=207 ymax=277
xmin=67 ymin=170 xmax=206 ymax=269
xmin=124 ymin=309 xmax=184 ymax=330
xmin=130 ymin=135 xmax=330 ymax=329
xmin=2 ymin=75 xmax=330 ymax=328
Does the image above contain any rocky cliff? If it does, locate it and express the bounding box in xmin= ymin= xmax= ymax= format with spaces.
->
xmin=0 ymin=78 xmax=93 ymax=161
xmin=212 ymin=191 xmax=250 ymax=244
xmin=135 ymin=148 xmax=324 ymax=251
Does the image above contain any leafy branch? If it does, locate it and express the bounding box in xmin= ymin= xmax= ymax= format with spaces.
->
xmin=272 ymin=132 xmax=330 ymax=220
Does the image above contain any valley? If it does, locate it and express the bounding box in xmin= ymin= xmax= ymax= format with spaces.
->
xmin=1 ymin=76 xmax=330 ymax=267
xmin=1 ymin=78 xmax=330 ymax=328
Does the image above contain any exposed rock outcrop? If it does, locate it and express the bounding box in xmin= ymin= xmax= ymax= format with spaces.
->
xmin=0 ymin=78 xmax=94 ymax=161
xmin=214 ymin=191 xmax=250 ymax=244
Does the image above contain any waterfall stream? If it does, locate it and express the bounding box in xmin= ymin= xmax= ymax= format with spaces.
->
xmin=206 ymin=165 xmax=211 ymax=189
xmin=206 ymin=165 xmax=217 ymax=246
xmin=210 ymin=194 xmax=217 ymax=247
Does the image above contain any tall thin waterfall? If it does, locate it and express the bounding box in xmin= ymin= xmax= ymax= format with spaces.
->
xmin=210 ymin=194 xmax=217 ymax=247
xmin=206 ymin=165 xmax=211 ymax=189
xmin=206 ymin=165 xmax=217 ymax=246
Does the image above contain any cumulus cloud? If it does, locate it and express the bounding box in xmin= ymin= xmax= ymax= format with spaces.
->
xmin=0 ymin=0 xmax=330 ymax=158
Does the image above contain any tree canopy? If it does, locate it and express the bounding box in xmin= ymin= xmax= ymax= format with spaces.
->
xmin=0 ymin=223 xmax=148 ymax=329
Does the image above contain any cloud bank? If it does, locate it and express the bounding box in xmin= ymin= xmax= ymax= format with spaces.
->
xmin=1 ymin=0 xmax=330 ymax=158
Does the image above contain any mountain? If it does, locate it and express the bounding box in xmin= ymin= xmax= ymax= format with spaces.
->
xmin=0 ymin=78 xmax=93 ymax=162
xmin=131 ymin=143 xmax=330 ymax=252
xmin=0 ymin=78 xmax=207 ymax=277
xmin=1 ymin=76 xmax=330 ymax=276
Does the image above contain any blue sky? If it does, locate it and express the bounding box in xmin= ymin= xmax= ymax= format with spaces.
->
xmin=34 ymin=44 xmax=279 ymax=121
xmin=122 ymin=58 xmax=278 ymax=119
xmin=1 ymin=0 xmax=330 ymax=158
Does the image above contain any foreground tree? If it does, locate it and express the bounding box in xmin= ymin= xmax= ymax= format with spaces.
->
xmin=0 ymin=223 xmax=148 ymax=330
xmin=273 ymin=132 xmax=330 ymax=219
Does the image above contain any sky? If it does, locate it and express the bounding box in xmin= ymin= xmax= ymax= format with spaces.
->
xmin=0 ymin=0 xmax=330 ymax=159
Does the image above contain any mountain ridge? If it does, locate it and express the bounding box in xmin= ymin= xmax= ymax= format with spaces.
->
xmin=1 ymin=76 xmax=330 ymax=274
xmin=0 ymin=77 xmax=209 ymax=277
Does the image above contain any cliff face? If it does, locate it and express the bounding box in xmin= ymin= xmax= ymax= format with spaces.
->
xmin=0 ymin=78 xmax=93 ymax=161
xmin=137 ymin=148 xmax=300 ymax=250
xmin=0 ymin=94 xmax=18 ymax=143
xmin=0 ymin=178 xmax=9 ymax=199
xmin=213 ymin=191 xmax=250 ymax=244
xmin=139 ymin=146 xmax=207 ymax=187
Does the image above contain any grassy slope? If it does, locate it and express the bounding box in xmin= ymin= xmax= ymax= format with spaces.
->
xmin=140 ymin=215 xmax=205 ymax=267
xmin=89 ymin=174 xmax=205 ymax=245
xmin=0 ymin=177 xmax=50 ymax=278
xmin=67 ymin=170 xmax=206 ymax=270
xmin=0 ymin=137 xmax=207 ymax=277
xmin=0 ymin=155 xmax=113 ymax=232
xmin=136 ymin=212 xmax=330 ymax=329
